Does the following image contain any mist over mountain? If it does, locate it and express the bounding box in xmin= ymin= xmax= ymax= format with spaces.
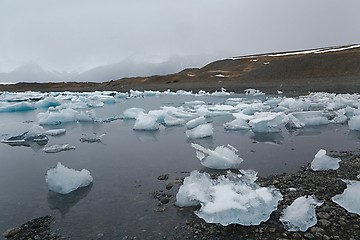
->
xmin=0 ymin=54 xmax=218 ymax=84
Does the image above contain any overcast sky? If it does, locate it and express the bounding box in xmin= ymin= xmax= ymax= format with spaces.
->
xmin=1 ymin=0 xmax=359 ymax=73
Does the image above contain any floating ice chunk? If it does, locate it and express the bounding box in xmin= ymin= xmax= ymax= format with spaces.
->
xmin=43 ymin=144 xmax=76 ymax=153
xmin=332 ymin=180 xmax=360 ymax=215
xmin=186 ymin=116 xmax=207 ymax=129
xmin=34 ymin=97 xmax=61 ymax=108
xmin=46 ymin=162 xmax=93 ymax=194
xmin=129 ymin=89 xmax=144 ymax=98
xmin=164 ymin=114 xmax=185 ymax=126
xmin=209 ymin=105 xmax=237 ymax=112
xmin=331 ymin=109 xmax=348 ymax=124
xmin=133 ymin=112 xmax=159 ymax=131
xmin=311 ymin=149 xmax=341 ymax=171
xmin=184 ymin=100 xmax=205 ymax=106
xmin=91 ymin=95 xmax=116 ymax=104
xmin=44 ymin=129 xmax=66 ymax=136
xmin=122 ymin=107 xmax=145 ymax=119
xmin=224 ymin=118 xmax=250 ymax=130
xmin=80 ymin=134 xmax=105 ymax=143
xmin=280 ymin=195 xmax=323 ymax=232
xmin=115 ymin=92 xmax=129 ymax=98
xmin=175 ymin=170 xmax=282 ymax=226
xmin=288 ymin=111 xmax=329 ymax=128
xmin=244 ymin=89 xmax=264 ymax=96
xmin=1 ymin=125 xmax=49 ymax=146
xmin=241 ymin=103 xmax=270 ymax=115
xmin=348 ymin=115 xmax=360 ymax=130
xmin=278 ymin=98 xmax=310 ymax=112
xmin=211 ymin=88 xmax=231 ymax=97
xmin=161 ymin=106 xmax=195 ymax=118
xmin=37 ymin=108 xmax=97 ymax=125
xmin=191 ymin=143 xmax=243 ymax=169
xmin=249 ymin=112 xmax=288 ymax=133
xmin=186 ymin=123 xmax=213 ymax=139
xmin=0 ymin=102 xmax=36 ymax=112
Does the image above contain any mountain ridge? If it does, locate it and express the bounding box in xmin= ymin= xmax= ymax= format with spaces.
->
xmin=1 ymin=44 xmax=359 ymax=96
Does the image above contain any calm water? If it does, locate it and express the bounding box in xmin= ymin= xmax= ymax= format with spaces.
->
xmin=1 ymin=94 xmax=359 ymax=239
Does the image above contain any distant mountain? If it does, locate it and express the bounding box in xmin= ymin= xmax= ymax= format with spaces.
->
xmin=0 ymin=62 xmax=70 ymax=83
xmin=0 ymin=54 xmax=216 ymax=84
xmin=1 ymin=44 xmax=359 ymax=95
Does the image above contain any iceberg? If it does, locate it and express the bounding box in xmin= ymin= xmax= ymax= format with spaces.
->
xmin=43 ymin=144 xmax=76 ymax=153
xmin=46 ymin=162 xmax=93 ymax=194
xmin=280 ymin=195 xmax=323 ymax=232
xmin=191 ymin=143 xmax=243 ymax=169
xmin=186 ymin=123 xmax=213 ymax=139
xmin=332 ymin=180 xmax=360 ymax=215
xmin=34 ymin=96 xmax=61 ymax=108
xmin=37 ymin=108 xmax=97 ymax=125
xmin=133 ymin=112 xmax=160 ymax=131
xmin=186 ymin=116 xmax=207 ymax=129
xmin=0 ymin=102 xmax=36 ymax=112
xmin=287 ymin=111 xmax=329 ymax=128
xmin=1 ymin=125 xmax=48 ymax=146
xmin=311 ymin=149 xmax=341 ymax=171
xmin=44 ymin=129 xmax=66 ymax=136
xmin=122 ymin=107 xmax=145 ymax=119
xmin=348 ymin=115 xmax=360 ymax=130
xmin=248 ymin=112 xmax=288 ymax=133
xmin=175 ymin=170 xmax=282 ymax=226
xmin=80 ymin=134 xmax=105 ymax=143
xmin=164 ymin=114 xmax=185 ymax=126
xmin=224 ymin=118 xmax=250 ymax=130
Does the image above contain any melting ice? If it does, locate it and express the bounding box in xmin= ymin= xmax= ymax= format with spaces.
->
xmin=332 ymin=180 xmax=360 ymax=215
xmin=175 ymin=170 xmax=282 ymax=226
xmin=192 ymin=143 xmax=243 ymax=169
xmin=46 ymin=162 xmax=93 ymax=194
xmin=280 ymin=195 xmax=323 ymax=232
xmin=311 ymin=149 xmax=341 ymax=171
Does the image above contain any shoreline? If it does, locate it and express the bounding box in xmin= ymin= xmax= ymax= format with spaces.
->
xmin=4 ymin=151 xmax=360 ymax=239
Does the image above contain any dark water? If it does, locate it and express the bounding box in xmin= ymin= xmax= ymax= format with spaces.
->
xmin=0 ymin=94 xmax=359 ymax=239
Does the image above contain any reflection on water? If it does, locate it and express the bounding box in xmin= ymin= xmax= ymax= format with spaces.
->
xmin=250 ymin=132 xmax=284 ymax=144
xmin=47 ymin=183 xmax=93 ymax=217
xmin=134 ymin=130 xmax=159 ymax=142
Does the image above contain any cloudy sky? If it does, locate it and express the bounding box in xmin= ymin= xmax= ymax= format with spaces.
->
xmin=0 ymin=0 xmax=359 ymax=74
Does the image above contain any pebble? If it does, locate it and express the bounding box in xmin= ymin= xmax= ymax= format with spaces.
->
xmin=3 ymin=227 xmax=21 ymax=238
xmin=318 ymin=219 xmax=332 ymax=228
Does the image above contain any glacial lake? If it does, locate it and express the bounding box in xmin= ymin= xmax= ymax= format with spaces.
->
xmin=1 ymin=92 xmax=360 ymax=239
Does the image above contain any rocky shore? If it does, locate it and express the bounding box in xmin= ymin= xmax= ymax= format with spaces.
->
xmin=160 ymin=151 xmax=360 ymax=240
xmin=4 ymin=151 xmax=360 ymax=239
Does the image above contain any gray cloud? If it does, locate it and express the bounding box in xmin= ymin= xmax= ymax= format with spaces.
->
xmin=0 ymin=0 xmax=359 ymax=79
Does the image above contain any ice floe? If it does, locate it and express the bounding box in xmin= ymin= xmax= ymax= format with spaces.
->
xmin=175 ymin=170 xmax=282 ymax=226
xmin=186 ymin=116 xmax=207 ymax=129
xmin=332 ymin=180 xmax=360 ymax=215
xmin=38 ymin=108 xmax=97 ymax=125
xmin=133 ymin=112 xmax=160 ymax=131
xmin=80 ymin=134 xmax=105 ymax=143
xmin=44 ymin=129 xmax=66 ymax=136
xmin=1 ymin=125 xmax=49 ymax=146
xmin=249 ymin=112 xmax=288 ymax=133
xmin=186 ymin=123 xmax=213 ymax=139
xmin=280 ymin=195 xmax=323 ymax=231
xmin=191 ymin=144 xmax=243 ymax=169
xmin=46 ymin=162 xmax=93 ymax=194
xmin=311 ymin=149 xmax=341 ymax=171
xmin=122 ymin=107 xmax=145 ymax=119
xmin=43 ymin=144 xmax=76 ymax=153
